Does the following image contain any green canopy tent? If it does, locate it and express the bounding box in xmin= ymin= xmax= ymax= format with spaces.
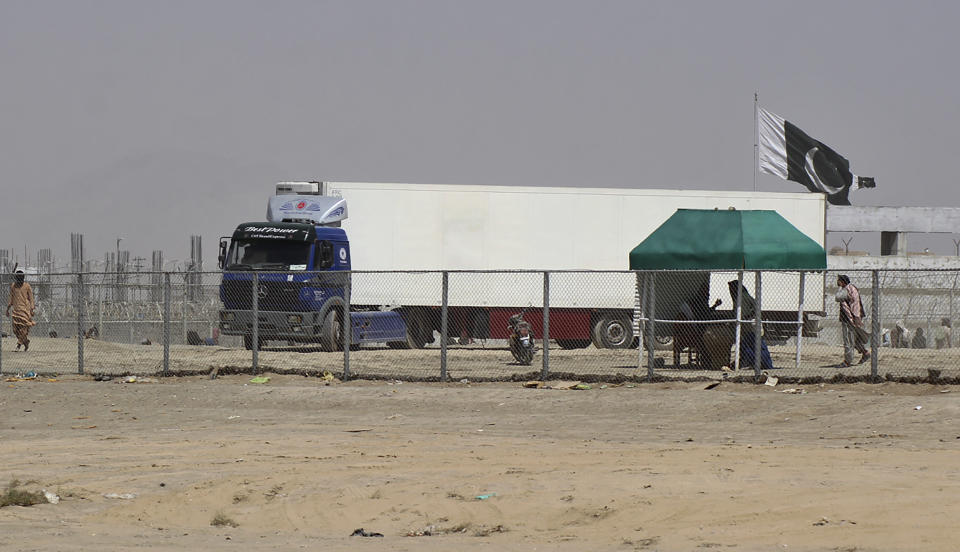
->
xmin=628 ymin=209 xmax=826 ymax=376
xmin=629 ymin=209 xmax=825 ymax=271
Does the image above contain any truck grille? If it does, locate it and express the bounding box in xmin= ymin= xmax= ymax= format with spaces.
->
xmin=222 ymin=279 xmax=305 ymax=311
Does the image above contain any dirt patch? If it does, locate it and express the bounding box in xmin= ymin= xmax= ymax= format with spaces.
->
xmin=0 ymin=376 xmax=958 ymax=550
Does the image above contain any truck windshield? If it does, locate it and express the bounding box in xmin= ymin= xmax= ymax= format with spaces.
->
xmin=226 ymin=239 xmax=310 ymax=270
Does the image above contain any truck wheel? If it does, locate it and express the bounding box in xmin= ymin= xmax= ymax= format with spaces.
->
xmin=401 ymin=309 xmax=430 ymax=349
xmin=643 ymin=334 xmax=674 ymax=351
xmin=557 ymin=339 xmax=591 ymax=350
xmin=592 ymin=316 xmax=634 ymax=349
xmin=320 ymin=309 xmax=342 ymax=352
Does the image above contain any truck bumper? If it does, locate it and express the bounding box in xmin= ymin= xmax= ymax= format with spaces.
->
xmin=219 ymin=309 xmax=322 ymax=341
xmin=218 ymin=309 xmax=407 ymax=344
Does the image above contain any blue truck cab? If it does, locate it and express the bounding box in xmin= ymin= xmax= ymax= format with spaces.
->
xmin=218 ymin=188 xmax=407 ymax=351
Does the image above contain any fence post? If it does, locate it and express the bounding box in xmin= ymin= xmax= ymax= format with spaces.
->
xmin=163 ymin=273 xmax=171 ymax=376
xmin=871 ymin=270 xmax=880 ymax=378
xmin=646 ymin=274 xmax=657 ymax=378
xmin=77 ymin=272 xmax=85 ymax=375
xmin=344 ymin=271 xmax=351 ymax=380
xmin=181 ymin=276 xmax=187 ymax=345
xmin=252 ymin=272 xmax=259 ymax=373
xmin=97 ymin=277 xmax=103 ymax=341
xmin=0 ymin=280 xmax=3 ymax=376
xmin=636 ymin=272 xmax=645 ymax=371
xmin=795 ymin=272 xmax=806 ymax=371
xmin=951 ymin=272 xmax=957 ymax=346
xmin=541 ymin=271 xmax=550 ymax=380
xmin=440 ymin=271 xmax=448 ymax=381
xmin=734 ymin=271 xmax=743 ymax=370
xmin=754 ymin=272 xmax=763 ymax=378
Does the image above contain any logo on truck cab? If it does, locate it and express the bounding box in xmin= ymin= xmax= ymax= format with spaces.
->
xmin=242 ymin=226 xmax=298 ymax=234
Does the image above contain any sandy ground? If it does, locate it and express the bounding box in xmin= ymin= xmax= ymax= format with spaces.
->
xmin=2 ymin=336 xmax=958 ymax=381
xmin=2 ymin=375 xmax=960 ymax=551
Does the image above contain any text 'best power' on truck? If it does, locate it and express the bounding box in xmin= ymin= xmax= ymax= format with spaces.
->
xmin=218 ymin=182 xmax=826 ymax=351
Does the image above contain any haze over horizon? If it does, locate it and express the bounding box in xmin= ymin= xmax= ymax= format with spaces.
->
xmin=3 ymin=1 xmax=959 ymax=269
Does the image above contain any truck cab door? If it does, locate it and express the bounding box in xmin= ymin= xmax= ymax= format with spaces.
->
xmin=218 ymin=237 xmax=230 ymax=269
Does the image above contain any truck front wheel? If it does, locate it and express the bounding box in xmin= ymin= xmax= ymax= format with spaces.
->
xmin=320 ymin=309 xmax=342 ymax=352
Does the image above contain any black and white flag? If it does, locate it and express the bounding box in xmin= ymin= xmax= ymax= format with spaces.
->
xmin=758 ymin=107 xmax=875 ymax=206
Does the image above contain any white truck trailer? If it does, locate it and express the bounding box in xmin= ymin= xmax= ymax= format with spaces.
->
xmin=316 ymin=182 xmax=826 ymax=349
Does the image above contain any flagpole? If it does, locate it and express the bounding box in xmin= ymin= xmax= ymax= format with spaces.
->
xmin=753 ymin=92 xmax=759 ymax=192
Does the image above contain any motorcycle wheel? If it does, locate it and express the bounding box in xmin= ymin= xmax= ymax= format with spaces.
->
xmin=509 ymin=339 xmax=524 ymax=364
xmin=519 ymin=346 xmax=535 ymax=365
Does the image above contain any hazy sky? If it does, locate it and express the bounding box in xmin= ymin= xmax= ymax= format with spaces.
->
xmin=3 ymin=0 xmax=959 ymax=269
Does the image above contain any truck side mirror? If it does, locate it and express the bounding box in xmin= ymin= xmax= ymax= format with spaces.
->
xmin=218 ymin=238 xmax=229 ymax=269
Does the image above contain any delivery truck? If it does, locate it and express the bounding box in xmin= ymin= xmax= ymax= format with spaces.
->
xmin=218 ymin=182 xmax=826 ymax=350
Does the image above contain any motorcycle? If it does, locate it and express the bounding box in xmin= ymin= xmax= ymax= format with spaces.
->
xmin=507 ymin=308 xmax=536 ymax=365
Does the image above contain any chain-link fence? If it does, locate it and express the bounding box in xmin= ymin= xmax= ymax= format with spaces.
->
xmin=3 ymin=269 xmax=960 ymax=383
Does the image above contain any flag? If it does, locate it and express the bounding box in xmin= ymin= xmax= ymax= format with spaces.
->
xmin=758 ymin=107 xmax=875 ymax=205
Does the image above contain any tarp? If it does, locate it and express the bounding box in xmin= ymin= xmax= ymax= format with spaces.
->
xmin=628 ymin=209 xmax=826 ymax=270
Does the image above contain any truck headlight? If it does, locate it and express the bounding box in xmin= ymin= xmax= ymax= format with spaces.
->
xmin=221 ymin=312 xmax=235 ymax=321
xmin=288 ymin=314 xmax=303 ymax=324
